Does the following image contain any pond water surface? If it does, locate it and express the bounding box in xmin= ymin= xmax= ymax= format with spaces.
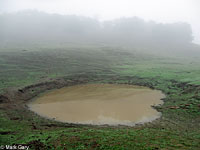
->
xmin=28 ymin=84 xmax=165 ymax=126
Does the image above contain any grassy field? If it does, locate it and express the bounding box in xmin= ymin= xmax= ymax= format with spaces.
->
xmin=0 ymin=44 xmax=200 ymax=149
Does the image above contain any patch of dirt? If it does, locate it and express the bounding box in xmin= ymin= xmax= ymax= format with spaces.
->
xmin=0 ymin=75 xmax=90 ymax=104
xmin=0 ymin=131 xmax=15 ymax=135
xmin=27 ymin=140 xmax=46 ymax=150
xmin=0 ymin=74 xmax=199 ymax=129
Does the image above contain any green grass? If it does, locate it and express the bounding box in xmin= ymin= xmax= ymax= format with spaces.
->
xmin=0 ymin=44 xmax=200 ymax=149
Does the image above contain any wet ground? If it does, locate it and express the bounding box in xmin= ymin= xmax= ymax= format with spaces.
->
xmin=28 ymin=84 xmax=165 ymax=126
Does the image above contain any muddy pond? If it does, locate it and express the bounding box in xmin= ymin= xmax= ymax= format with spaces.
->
xmin=28 ymin=84 xmax=165 ymax=126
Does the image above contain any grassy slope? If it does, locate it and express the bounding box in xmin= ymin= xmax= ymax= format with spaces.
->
xmin=0 ymin=44 xmax=200 ymax=149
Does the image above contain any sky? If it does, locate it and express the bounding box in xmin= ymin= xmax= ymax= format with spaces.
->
xmin=0 ymin=0 xmax=199 ymax=44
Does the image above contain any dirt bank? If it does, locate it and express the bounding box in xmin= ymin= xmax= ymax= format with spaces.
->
xmin=0 ymin=74 xmax=166 ymax=127
xmin=1 ymin=73 xmax=199 ymax=127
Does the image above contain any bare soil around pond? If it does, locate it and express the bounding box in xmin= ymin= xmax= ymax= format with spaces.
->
xmin=0 ymin=74 xmax=166 ymax=127
xmin=1 ymin=74 xmax=200 ymax=149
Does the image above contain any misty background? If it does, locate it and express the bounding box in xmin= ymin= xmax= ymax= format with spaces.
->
xmin=1 ymin=0 xmax=199 ymax=44
xmin=0 ymin=0 xmax=199 ymax=52
xmin=0 ymin=10 xmax=198 ymax=52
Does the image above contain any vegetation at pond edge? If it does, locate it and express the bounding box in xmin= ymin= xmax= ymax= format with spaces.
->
xmin=0 ymin=44 xmax=200 ymax=150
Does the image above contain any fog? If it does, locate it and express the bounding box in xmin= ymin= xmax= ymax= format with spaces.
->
xmin=0 ymin=0 xmax=200 ymax=52
xmin=1 ymin=0 xmax=200 ymax=44
xmin=0 ymin=10 xmax=196 ymax=51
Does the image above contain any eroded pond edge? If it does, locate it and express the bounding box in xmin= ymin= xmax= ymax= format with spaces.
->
xmin=1 ymin=73 xmax=199 ymax=128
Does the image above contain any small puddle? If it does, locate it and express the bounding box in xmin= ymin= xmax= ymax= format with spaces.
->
xmin=28 ymin=84 xmax=165 ymax=126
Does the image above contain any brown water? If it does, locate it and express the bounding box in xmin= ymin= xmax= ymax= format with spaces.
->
xmin=28 ymin=84 xmax=165 ymax=126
